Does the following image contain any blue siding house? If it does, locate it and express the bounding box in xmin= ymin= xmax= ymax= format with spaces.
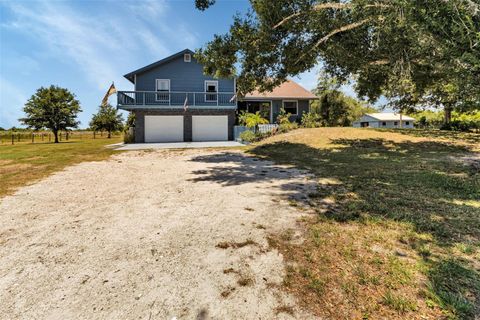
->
xmin=117 ymin=49 xmax=317 ymax=143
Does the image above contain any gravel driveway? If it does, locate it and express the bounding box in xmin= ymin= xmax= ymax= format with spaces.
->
xmin=0 ymin=149 xmax=315 ymax=319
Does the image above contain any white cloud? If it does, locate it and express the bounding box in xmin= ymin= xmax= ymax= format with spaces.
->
xmin=127 ymin=0 xmax=168 ymax=18
xmin=3 ymin=2 xmax=121 ymax=89
xmin=0 ymin=77 xmax=26 ymax=128
xmin=1 ymin=0 xmax=196 ymax=91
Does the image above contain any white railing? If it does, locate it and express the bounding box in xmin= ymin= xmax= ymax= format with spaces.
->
xmin=258 ymin=124 xmax=278 ymax=133
xmin=117 ymin=91 xmax=236 ymax=108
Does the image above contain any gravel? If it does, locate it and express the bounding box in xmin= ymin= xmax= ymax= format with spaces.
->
xmin=0 ymin=149 xmax=316 ymax=319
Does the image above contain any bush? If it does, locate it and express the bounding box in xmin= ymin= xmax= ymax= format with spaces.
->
xmin=276 ymin=108 xmax=292 ymax=125
xmin=279 ymin=121 xmax=298 ymax=133
xmin=239 ymin=130 xmax=256 ymax=142
xmin=123 ymin=128 xmax=135 ymax=143
xmin=440 ymin=120 xmax=479 ymax=132
xmin=238 ymin=111 xmax=269 ymax=130
xmin=275 ymin=108 xmax=299 ymax=133
xmin=301 ymin=112 xmax=321 ymax=128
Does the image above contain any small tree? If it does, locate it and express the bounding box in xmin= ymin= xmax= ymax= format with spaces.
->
xmin=125 ymin=112 xmax=135 ymax=129
xmin=20 ymin=85 xmax=81 ymax=143
xmin=89 ymin=104 xmax=124 ymax=138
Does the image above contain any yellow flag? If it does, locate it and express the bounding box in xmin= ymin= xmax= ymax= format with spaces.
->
xmin=102 ymin=82 xmax=117 ymax=106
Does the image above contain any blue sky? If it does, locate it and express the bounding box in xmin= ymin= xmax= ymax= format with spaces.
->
xmin=0 ymin=0 xmax=358 ymax=129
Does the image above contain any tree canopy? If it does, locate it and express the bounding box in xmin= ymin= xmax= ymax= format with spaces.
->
xmin=195 ymin=0 xmax=480 ymax=117
xmin=20 ymin=85 xmax=81 ymax=143
xmin=89 ymin=104 xmax=124 ymax=138
xmin=312 ymin=71 xmax=377 ymax=126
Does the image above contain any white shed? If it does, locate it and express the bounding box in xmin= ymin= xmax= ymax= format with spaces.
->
xmin=352 ymin=113 xmax=415 ymax=128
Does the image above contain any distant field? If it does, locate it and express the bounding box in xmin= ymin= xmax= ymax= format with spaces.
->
xmin=0 ymin=136 xmax=122 ymax=197
xmin=249 ymin=128 xmax=480 ymax=319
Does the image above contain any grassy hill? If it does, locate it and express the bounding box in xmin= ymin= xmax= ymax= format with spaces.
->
xmin=249 ymin=128 xmax=479 ymax=319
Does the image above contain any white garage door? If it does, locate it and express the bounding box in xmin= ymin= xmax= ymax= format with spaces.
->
xmin=192 ymin=115 xmax=228 ymax=141
xmin=144 ymin=115 xmax=184 ymax=143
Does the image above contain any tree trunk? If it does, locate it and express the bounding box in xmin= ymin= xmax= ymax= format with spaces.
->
xmin=444 ymin=106 xmax=452 ymax=124
xmin=53 ymin=130 xmax=59 ymax=143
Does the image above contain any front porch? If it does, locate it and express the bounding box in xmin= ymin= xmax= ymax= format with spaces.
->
xmin=237 ymin=100 xmax=273 ymax=123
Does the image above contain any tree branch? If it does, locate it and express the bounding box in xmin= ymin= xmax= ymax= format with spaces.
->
xmin=274 ymin=2 xmax=389 ymax=29
xmin=295 ymin=18 xmax=370 ymax=65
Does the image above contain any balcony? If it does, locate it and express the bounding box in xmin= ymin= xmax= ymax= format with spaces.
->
xmin=117 ymin=91 xmax=237 ymax=109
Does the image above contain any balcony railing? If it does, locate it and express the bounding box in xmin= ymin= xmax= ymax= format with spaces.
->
xmin=117 ymin=91 xmax=236 ymax=109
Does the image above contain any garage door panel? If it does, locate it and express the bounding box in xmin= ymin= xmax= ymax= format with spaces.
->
xmin=145 ymin=115 xmax=184 ymax=143
xmin=192 ymin=116 xmax=228 ymax=142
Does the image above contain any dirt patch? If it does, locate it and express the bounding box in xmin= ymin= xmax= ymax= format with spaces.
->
xmin=453 ymin=153 xmax=480 ymax=172
xmin=0 ymin=163 xmax=33 ymax=175
xmin=0 ymin=149 xmax=316 ymax=319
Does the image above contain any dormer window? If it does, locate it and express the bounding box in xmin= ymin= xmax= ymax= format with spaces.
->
xmin=184 ymin=53 xmax=191 ymax=62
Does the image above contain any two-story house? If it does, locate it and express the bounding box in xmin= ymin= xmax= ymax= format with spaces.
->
xmin=117 ymin=49 xmax=317 ymax=143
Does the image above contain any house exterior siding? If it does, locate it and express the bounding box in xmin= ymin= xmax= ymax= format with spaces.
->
xmin=135 ymin=55 xmax=234 ymax=94
xmin=133 ymin=109 xmax=235 ymax=143
xmin=271 ymin=99 xmax=310 ymax=123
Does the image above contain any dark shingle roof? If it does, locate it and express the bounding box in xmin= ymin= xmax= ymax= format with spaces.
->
xmin=123 ymin=49 xmax=194 ymax=83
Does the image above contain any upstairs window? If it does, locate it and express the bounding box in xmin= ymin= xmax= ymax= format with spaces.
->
xmin=156 ymin=79 xmax=170 ymax=102
xmin=283 ymin=100 xmax=298 ymax=115
xmin=205 ymin=80 xmax=218 ymax=102
xmin=184 ymin=53 xmax=191 ymax=62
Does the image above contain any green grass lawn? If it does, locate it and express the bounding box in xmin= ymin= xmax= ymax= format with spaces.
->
xmin=249 ymin=128 xmax=480 ymax=319
xmin=0 ymin=137 xmax=122 ymax=197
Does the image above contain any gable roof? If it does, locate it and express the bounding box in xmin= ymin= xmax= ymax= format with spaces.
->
xmin=244 ymin=80 xmax=317 ymax=100
xmin=123 ymin=49 xmax=194 ymax=83
xmin=366 ymin=113 xmax=415 ymax=121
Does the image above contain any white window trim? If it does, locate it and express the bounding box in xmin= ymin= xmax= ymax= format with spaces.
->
xmin=282 ymin=100 xmax=298 ymax=116
xmin=184 ymin=53 xmax=191 ymax=62
xmin=205 ymin=80 xmax=218 ymax=102
xmin=155 ymin=79 xmax=170 ymax=102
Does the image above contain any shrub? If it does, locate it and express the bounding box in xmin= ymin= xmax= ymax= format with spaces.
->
xmin=123 ymin=130 xmax=135 ymax=143
xmin=441 ymin=120 xmax=479 ymax=132
xmin=238 ymin=111 xmax=269 ymax=131
xmin=276 ymin=107 xmax=299 ymax=133
xmin=276 ymin=108 xmax=292 ymax=125
xmin=279 ymin=121 xmax=298 ymax=133
xmin=301 ymin=112 xmax=321 ymax=128
xmin=239 ymin=130 xmax=256 ymax=142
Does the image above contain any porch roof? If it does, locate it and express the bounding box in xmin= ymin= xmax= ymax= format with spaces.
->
xmin=243 ymin=79 xmax=317 ymax=100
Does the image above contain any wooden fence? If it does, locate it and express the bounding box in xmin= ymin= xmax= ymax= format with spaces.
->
xmin=0 ymin=131 xmax=122 ymax=145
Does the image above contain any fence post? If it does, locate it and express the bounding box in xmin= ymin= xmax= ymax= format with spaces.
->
xmin=11 ymin=133 xmax=14 ymax=145
xmin=32 ymin=133 xmax=34 ymax=143
xmin=49 ymin=133 xmax=51 ymax=142
xmin=93 ymin=131 xmax=96 ymax=139
xmin=66 ymin=132 xmax=69 ymax=141
xmin=42 ymin=133 xmax=44 ymax=141
xmin=59 ymin=132 xmax=62 ymax=142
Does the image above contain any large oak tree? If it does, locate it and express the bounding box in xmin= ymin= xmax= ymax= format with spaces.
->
xmin=195 ymin=0 xmax=480 ymax=121
xmin=20 ymin=85 xmax=81 ymax=143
